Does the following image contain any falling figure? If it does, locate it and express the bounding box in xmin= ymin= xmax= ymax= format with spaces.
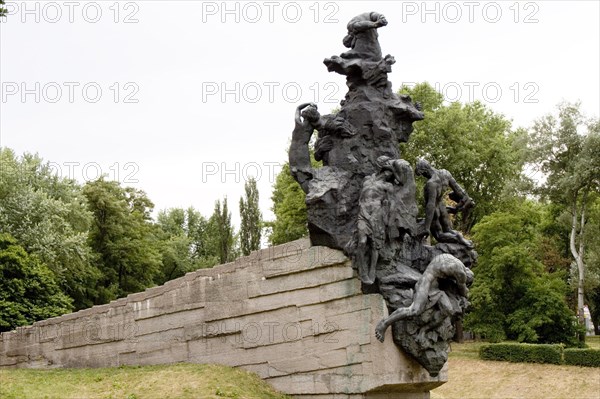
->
xmin=375 ymin=254 xmax=473 ymax=342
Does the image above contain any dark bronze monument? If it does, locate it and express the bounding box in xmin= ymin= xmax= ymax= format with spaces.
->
xmin=289 ymin=12 xmax=476 ymax=377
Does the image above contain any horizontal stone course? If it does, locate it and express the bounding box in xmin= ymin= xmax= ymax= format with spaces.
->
xmin=0 ymin=239 xmax=445 ymax=397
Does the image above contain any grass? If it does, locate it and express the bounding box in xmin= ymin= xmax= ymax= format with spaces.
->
xmin=587 ymin=335 xmax=600 ymax=349
xmin=432 ymin=339 xmax=600 ymax=399
xmin=2 ymin=339 xmax=599 ymax=399
xmin=0 ymin=363 xmax=290 ymax=399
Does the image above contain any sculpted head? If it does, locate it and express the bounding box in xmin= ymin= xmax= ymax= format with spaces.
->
xmin=391 ymin=159 xmax=412 ymax=185
xmin=301 ymin=105 xmax=320 ymax=124
xmin=415 ymin=158 xmax=434 ymax=178
xmin=376 ymin=155 xmax=392 ymax=169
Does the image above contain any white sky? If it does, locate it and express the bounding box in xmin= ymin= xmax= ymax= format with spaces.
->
xmin=1 ymin=1 xmax=599 ymax=229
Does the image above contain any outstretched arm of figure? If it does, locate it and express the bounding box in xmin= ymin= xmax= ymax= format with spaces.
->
xmin=447 ymin=176 xmax=475 ymax=216
xmin=447 ymin=175 xmax=469 ymax=203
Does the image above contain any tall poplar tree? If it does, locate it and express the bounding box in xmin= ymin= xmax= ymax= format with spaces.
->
xmin=207 ymin=197 xmax=236 ymax=264
xmin=239 ymin=178 xmax=262 ymax=256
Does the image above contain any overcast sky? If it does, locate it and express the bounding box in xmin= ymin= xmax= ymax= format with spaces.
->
xmin=1 ymin=1 xmax=599 ymax=228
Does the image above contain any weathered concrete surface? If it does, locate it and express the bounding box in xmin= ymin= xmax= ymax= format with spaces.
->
xmin=0 ymin=239 xmax=446 ymax=397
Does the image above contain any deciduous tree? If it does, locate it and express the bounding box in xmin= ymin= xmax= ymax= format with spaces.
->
xmin=0 ymin=148 xmax=98 ymax=309
xmin=528 ymin=102 xmax=600 ymax=328
xmin=0 ymin=233 xmax=72 ymax=332
xmin=399 ymin=82 xmax=528 ymax=232
xmin=465 ymin=202 xmax=580 ymax=346
xmin=83 ymin=179 xmax=161 ymax=303
xmin=155 ymin=207 xmax=216 ymax=284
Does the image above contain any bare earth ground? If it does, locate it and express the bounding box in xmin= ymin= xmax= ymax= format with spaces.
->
xmin=432 ymin=339 xmax=600 ymax=399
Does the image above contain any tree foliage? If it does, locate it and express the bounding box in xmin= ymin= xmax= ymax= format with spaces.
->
xmin=528 ymin=102 xmax=600 ymax=327
xmin=465 ymin=201 xmax=580 ymax=346
xmin=83 ymin=179 xmax=162 ymax=303
xmin=155 ymin=207 xmax=217 ymax=285
xmin=0 ymin=233 xmax=72 ymax=332
xmin=399 ymin=82 xmax=529 ymax=231
xmin=239 ymin=178 xmax=262 ymax=256
xmin=0 ymin=148 xmax=98 ymax=309
xmin=0 ymin=147 xmax=255 ymax=328
xmin=206 ymin=197 xmax=236 ymax=264
xmin=268 ymin=163 xmax=309 ymax=245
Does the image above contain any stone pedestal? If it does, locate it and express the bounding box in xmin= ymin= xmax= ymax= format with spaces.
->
xmin=0 ymin=239 xmax=446 ymax=397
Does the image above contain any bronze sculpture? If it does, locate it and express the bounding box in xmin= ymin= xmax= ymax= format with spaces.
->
xmin=289 ymin=12 xmax=475 ymax=377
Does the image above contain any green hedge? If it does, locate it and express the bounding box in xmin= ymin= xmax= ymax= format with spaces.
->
xmin=479 ymin=343 xmax=563 ymax=365
xmin=564 ymin=348 xmax=600 ymax=367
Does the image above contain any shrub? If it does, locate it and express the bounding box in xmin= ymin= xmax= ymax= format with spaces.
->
xmin=479 ymin=343 xmax=563 ymax=365
xmin=563 ymin=348 xmax=600 ymax=367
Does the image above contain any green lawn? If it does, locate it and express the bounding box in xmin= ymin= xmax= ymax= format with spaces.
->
xmin=586 ymin=335 xmax=600 ymax=349
xmin=0 ymin=363 xmax=290 ymax=399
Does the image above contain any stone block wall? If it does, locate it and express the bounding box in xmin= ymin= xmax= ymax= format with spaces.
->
xmin=0 ymin=239 xmax=446 ymax=398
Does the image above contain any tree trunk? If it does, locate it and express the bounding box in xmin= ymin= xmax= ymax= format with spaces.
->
xmin=453 ymin=319 xmax=464 ymax=343
xmin=570 ymin=194 xmax=587 ymax=341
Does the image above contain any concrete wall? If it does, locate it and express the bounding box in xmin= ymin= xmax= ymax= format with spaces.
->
xmin=0 ymin=239 xmax=446 ymax=398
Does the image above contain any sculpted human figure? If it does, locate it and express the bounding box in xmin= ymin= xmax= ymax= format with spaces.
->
xmin=289 ymin=103 xmax=320 ymax=193
xmin=375 ymin=254 xmax=473 ymax=342
xmin=353 ymin=156 xmax=416 ymax=284
xmin=341 ymin=12 xmax=388 ymax=61
xmin=313 ymin=115 xmax=354 ymax=164
xmin=415 ymin=159 xmax=473 ymax=248
xmin=353 ymin=156 xmax=397 ymax=285
xmin=383 ymin=158 xmax=417 ymax=239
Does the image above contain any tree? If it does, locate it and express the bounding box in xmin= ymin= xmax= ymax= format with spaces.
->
xmin=465 ymin=201 xmax=581 ymax=346
xmin=268 ymin=163 xmax=309 ymax=245
xmin=0 ymin=233 xmax=72 ymax=332
xmin=185 ymin=207 xmax=219 ymax=266
xmin=155 ymin=207 xmax=216 ymax=284
xmin=207 ymin=197 xmax=236 ymax=264
xmin=528 ymin=102 xmax=600 ymax=328
xmin=0 ymin=148 xmax=98 ymax=309
xmin=83 ymin=179 xmax=161 ymax=303
xmin=155 ymin=208 xmax=192 ymax=284
xmin=239 ymin=178 xmax=262 ymax=255
xmin=399 ymin=83 xmax=528 ymax=232
xmin=0 ymin=1 xmax=7 ymax=18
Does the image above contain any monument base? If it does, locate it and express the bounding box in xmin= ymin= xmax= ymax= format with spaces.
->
xmin=0 ymin=239 xmax=446 ymax=397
